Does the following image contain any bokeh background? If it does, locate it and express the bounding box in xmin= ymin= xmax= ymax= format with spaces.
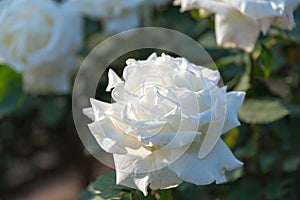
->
xmin=1 ymin=2 xmax=300 ymax=200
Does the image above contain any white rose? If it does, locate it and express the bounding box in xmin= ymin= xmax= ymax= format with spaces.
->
xmin=83 ymin=53 xmax=245 ymax=195
xmin=174 ymin=0 xmax=300 ymax=52
xmin=0 ymin=0 xmax=83 ymax=72
xmin=0 ymin=0 xmax=83 ymax=94
xmin=67 ymin=0 xmax=170 ymax=33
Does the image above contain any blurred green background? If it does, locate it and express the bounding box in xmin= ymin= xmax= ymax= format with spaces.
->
xmin=1 ymin=4 xmax=300 ymax=200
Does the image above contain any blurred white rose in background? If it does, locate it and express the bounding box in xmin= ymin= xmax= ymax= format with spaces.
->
xmin=67 ymin=0 xmax=170 ymax=33
xmin=0 ymin=0 xmax=83 ymax=94
xmin=83 ymin=53 xmax=245 ymax=195
xmin=174 ymin=0 xmax=300 ymax=52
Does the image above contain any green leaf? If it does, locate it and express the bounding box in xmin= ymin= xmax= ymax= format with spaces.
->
xmin=0 ymin=65 xmax=23 ymax=116
xmin=78 ymin=188 xmax=97 ymax=200
xmin=92 ymin=171 xmax=129 ymax=200
xmin=238 ymin=99 xmax=289 ymax=124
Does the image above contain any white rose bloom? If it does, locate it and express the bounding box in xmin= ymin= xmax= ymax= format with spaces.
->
xmin=0 ymin=0 xmax=83 ymax=93
xmin=67 ymin=0 xmax=170 ymax=33
xmin=83 ymin=53 xmax=245 ymax=195
xmin=174 ymin=0 xmax=300 ymax=52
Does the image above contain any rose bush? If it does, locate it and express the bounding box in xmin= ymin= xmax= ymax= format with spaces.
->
xmin=83 ymin=53 xmax=245 ymax=195
xmin=174 ymin=0 xmax=300 ymax=52
xmin=0 ymin=0 xmax=83 ymax=93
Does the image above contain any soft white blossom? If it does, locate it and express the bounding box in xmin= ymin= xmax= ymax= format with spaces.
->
xmin=83 ymin=53 xmax=245 ymax=195
xmin=174 ymin=0 xmax=300 ymax=52
xmin=0 ymin=0 xmax=83 ymax=94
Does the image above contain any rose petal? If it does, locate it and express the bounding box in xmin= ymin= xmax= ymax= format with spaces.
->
xmin=115 ymin=167 xmax=183 ymax=196
xmin=106 ymin=69 xmax=122 ymax=92
xmin=146 ymin=52 xmax=158 ymax=61
xmin=115 ymin=169 xmax=150 ymax=196
xmin=198 ymin=86 xmax=227 ymax=158
xmin=82 ymin=107 xmax=95 ymax=121
xmin=229 ymin=0 xmax=285 ymax=19
xmin=111 ymin=82 xmax=131 ymax=103
xmin=222 ymin=91 xmax=246 ymax=133
xmin=149 ymin=167 xmax=183 ymax=190
xmin=171 ymin=63 xmax=220 ymax=91
xmin=123 ymin=63 xmax=171 ymax=93
xmin=138 ymin=131 xmax=201 ymax=148
xmin=88 ymin=118 xmax=151 ymax=157
xmin=114 ymin=144 xmax=191 ymax=173
xmin=273 ymin=9 xmax=296 ymax=30
xmin=215 ymin=11 xmax=260 ymax=52
xmin=174 ymin=0 xmax=232 ymax=16
xmin=258 ymin=17 xmax=274 ymax=34
xmin=285 ymin=0 xmax=300 ymax=9
xmin=90 ymin=98 xmax=112 ymax=121
xmin=169 ymin=139 xmax=243 ymax=185
xmin=114 ymin=146 xmax=187 ymax=195
xmin=122 ymin=103 xmax=168 ymax=130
